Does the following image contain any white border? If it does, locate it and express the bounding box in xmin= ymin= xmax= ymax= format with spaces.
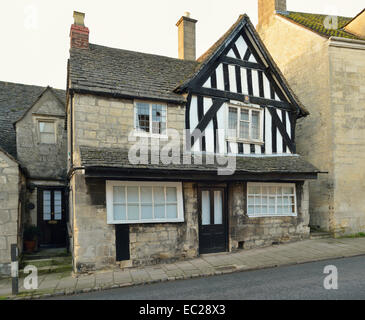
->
xmin=106 ymin=181 xmax=184 ymax=224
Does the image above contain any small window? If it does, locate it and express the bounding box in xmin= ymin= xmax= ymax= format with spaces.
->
xmin=106 ymin=181 xmax=184 ymax=224
xmin=247 ymin=183 xmax=297 ymax=217
xmin=135 ymin=102 xmax=167 ymax=135
xmin=227 ymin=105 xmax=263 ymax=143
xmin=39 ymin=121 xmax=55 ymax=144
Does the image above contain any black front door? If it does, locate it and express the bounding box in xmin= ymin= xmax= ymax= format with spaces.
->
xmin=199 ymin=187 xmax=227 ymax=254
xmin=37 ymin=188 xmax=67 ymax=248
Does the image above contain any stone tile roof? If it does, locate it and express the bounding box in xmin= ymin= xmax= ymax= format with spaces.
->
xmin=79 ymin=146 xmax=320 ymax=174
xmin=69 ymin=44 xmax=199 ymax=104
xmin=0 ymin=81 xmax=65 ymax=157
xmin=277 ymin=11 xmax=363 ymax=40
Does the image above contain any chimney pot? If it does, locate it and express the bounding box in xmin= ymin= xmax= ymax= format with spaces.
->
xmin=73 ymin=11 xmax=85 ymax=26
xmin=176 ymin=13 xmax=198 ymax=61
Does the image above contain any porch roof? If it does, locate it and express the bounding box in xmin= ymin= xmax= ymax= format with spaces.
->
xmin=78 ymin=146 xmax=320 ymax=181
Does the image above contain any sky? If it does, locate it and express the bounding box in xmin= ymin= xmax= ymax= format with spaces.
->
xmin=0 ymin=0 xmax=363 ymax=89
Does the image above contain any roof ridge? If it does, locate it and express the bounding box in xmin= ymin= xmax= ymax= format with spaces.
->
xmin=0 ymin=80 xmax=65 ymax=92
xmin=86 ymin=43 xmax=199 ymax=65
xmin=280 ymin=10 xmax=353 ymax=20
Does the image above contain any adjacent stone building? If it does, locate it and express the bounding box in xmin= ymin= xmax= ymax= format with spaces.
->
xmin=257 ymin=1 xmax=365 ymax=235
xmin=0 ymin=82 xmax=66 ymax=275
xmin=67 ymin=11 xmax=318 ymax=272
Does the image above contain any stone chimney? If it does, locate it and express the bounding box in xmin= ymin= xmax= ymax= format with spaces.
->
xmin=70 ymin=11 xmax=89 ymax=49
xmin=258 ymin=0 xmax=286 ymax=27
xmin=176 ymin=12 xmax=198 ymax=61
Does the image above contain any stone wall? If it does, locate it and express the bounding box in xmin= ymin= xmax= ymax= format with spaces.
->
xmin=229 ymin=181 xmax=310 ymax=250
xmin=258 ymin=14 xmax=365 ymax=235
xmin=16 ymin=89 xmax=67 ymax=180
xmin=258 ymin=14 xmax=335 ymax=231
xmin=329 ymin=43 xmax=365 ymax=235
xmin=71 ymin=173 xmax=199 ymax=272
xmin=130 ymin=183 xmax=199 ymax=267
xmin=0 ymin=151 xmax=20 ymax=276
xmin=72 ymin=94 xmax=185 ymax=167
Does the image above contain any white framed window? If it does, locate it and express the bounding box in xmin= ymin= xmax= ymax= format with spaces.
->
xmin=134 ymin=101 xmax=167 ymax=136
xmin=38 ymin=120 xmax=56 ymax=144
xmin=106 ymin=181 xmax=184 ymax=224
xmin=226 ymin=103 xmax=263 ymax=143
xmin=247 ymin=183 xmax=297 ymax=217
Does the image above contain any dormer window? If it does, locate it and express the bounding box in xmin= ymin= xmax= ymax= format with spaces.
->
xmin=226 ymin=103 xmax=263 ymax=144
xmin=135 ymin=102 xmax=167 ymax=135
xmin=38 ymin=120 xmax=56 ymax=144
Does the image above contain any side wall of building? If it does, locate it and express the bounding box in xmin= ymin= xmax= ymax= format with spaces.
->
xmin=0 ymin=152 xmax=21 ymax=276
xmin=16 ymin=90 xmax=67 ymax=226
xmin=258 ymin=15 xmax=334 ymax=231
xmin=329 ymin=43 xmax=365 ymax=235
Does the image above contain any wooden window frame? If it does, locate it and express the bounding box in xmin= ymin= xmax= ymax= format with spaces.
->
xmin=247 ymin=182 xmax=297 ymax=218
xmin=106 ymin=181 xmax=184 ymax=224
xmin=37 ymin=119 xmax=56 ymax=144
xmin=133 ymin=101 xmax=168 ymax=138
xmin=226 ymin=102 xmax=264 ymax=145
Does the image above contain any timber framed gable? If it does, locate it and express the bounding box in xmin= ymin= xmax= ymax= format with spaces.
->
xmin=176 ymin=15 xmax=308 ymax=156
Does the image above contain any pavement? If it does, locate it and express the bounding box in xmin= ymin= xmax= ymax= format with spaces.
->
xmin=51 ymin=255 xmax=365 ymax=300
xmin=1 ymin=237 xmax=365 ymax=300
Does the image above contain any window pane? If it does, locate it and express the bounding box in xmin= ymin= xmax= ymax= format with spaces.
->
xmin=114 ymin=204 xmax=126 ymax=220
xmin=153 ymin=187 xmax=165 ymax=204
xmin=154 ymin=204 xmax=165 ymax=219
xmin=43 ymin=191 xmax=51 ymax=221
xmin=240 ymin=109 xmax=249 ymax=121
xmin=141 ymin=204 xmax=153 ymax=220
xmin=228 ymin=107 xmax=237 ymax=137
xmin=166 ymin=187 xmax=177 ymax=202
xmin=140 ymin=187 xmax=152 ymax=203
xmin=202 ymin=191 xmax=210 ymax=225
xmin=113 ymin=186 xmax=125 ymax=203
xmin=248 ymin=186 xmax=260 ymax=195
xmin=127 ymin=204 xmax=139 ymax=220
xmin=54 ymin=191 xmax=62 ymax=220
xmin=252 ymin=111 xmax=260 ymax=139
xmin=127 ymin=187 xmax=139 ymax=203
xmin=239 ymin=121 xmax=249 ymax=139
xmin=214 ymin=191 xmax=223 ymax=225
xmin=152 ymin=104 xmax=166 ymax=134
xmin=167 ymin=204 xmax=177 ymax=219
xmin=39 ymin=122 xmax=54 ymax=133
xmin=283 ymin=187 xmax=294 ymax=195
xmin=40 ymin=133 xmax=55 ymax=144
xmin=136 ymin=103 xmax=150 ymax=132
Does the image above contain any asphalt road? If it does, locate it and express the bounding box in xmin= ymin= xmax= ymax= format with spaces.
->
xmin=50 ymin=255 xmax=365 ymax=300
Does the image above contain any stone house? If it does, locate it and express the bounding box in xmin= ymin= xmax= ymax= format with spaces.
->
xmin=0 ymin=81 xmax=66 ymax=276
xmin=67 ymin=11 xmax=319 ymax=273
xmin=257 ymin=1 xmax=365 ymax=235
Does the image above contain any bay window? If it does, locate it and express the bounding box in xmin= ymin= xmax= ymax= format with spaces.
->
xmin=106 ymin=181 xmax=184 ymax=224
xmin=247 ymin=183 xmax=297 ymax=217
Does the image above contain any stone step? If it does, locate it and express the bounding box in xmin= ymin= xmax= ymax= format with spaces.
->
xmin=19 ymin=264 xmax=72 ymax=276
xmin=310 ymin=232 xmax=332 ymax=240
xmin=21 ymin=256 xmax=72 ymax=268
